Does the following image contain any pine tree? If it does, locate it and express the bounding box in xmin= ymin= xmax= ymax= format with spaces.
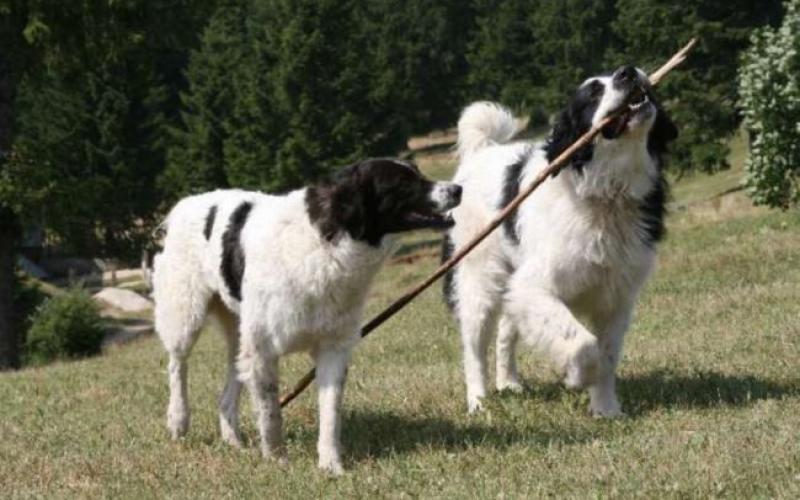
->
xmin=162 ymin=1 xmax=252 ymax=199
xmin=166 ymin=0 xmax=473 ymax=197
xmin=466 ymin=0 xmax=617 ymax=123
xmin=610 ymin=0 xmax=783 ymax=174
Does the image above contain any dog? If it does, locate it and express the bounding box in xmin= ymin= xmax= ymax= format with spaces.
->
xmin=153 ymin=158 xmax=461 ymax=474
xmin=442 ymin=66 xmax=677 ymax=416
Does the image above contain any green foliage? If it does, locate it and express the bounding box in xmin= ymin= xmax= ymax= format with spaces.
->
xmin=25 ymin=287 xmax=105 ymax=365
xmin=161 ymin=0 xmax=251 ymax=197
xmin=163 ymin=0 xmax=472 ymax=199
xmin=12 ymin=275 xmax=47 ymax=338
xmin=467 ymin=0 xmax=616 ymax=122
xmin=739 ymin=0 xmax=800 ymax=209
xmin=1 ymin=1 xmax=216 ymax=258
xmin=610 ymin=0 xmax=783 ymax=174
xmin=466 ymin=0 xmax=615 ymax=121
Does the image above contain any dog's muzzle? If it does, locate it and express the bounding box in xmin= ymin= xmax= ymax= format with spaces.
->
xmin=602 ymin=66 xmax=653 ymax=139
xmin=431 ymin=182 xmax=463 ymax=212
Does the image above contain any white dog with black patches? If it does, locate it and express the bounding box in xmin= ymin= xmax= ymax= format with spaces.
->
xmin=153 ymin=158 xmax=461 ymax=474
xmin=442 ymin=66 xmax=678 ymax=416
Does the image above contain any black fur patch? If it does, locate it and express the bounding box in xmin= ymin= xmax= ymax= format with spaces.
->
xmin=441 ymin=233 xmax=456 ymax=311
xmin=544 ymin=81 xmax=601 ymax=174
xmin=221 ymin=202 xmax=253 ymax=301
xmin=306 ymin=158 xmax=457 ymax=246
xmin=639 ymin=102 xmax=676 ymax=247
xmin=498 ymin=151 xmax=530 ymax=244
xmin=638 ymin=175 xmax=668 ymax=247
xmin=203 ymin=205 xmax=217 ymax=240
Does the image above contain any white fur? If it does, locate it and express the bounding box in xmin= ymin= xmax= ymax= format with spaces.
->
xmin=457 ymin=101 xmax=519 ymax=160
xmin=153 ymin=188 xmax=400 ymax=475
xmin=448 ymin=98 xmax=661 ymax=416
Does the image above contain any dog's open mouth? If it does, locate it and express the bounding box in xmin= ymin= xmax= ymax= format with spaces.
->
xmin=404 ymin=210 xmax=455 ymax=230
xmin=601 ymin=86 xmax=650 ymax=139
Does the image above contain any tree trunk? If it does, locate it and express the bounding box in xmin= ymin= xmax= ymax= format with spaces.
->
xmin=0 ymin=48 xmax=21 ymax=369
xmin=0 ymin=208 xmax=20 ymax=370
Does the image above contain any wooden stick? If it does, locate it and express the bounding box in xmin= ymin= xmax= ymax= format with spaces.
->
xmin=279 ymin=38 xmax=698 ymax=408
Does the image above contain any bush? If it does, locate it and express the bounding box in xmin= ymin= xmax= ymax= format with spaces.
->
xmin=739 ymin=0 xmax=800 ymax=208
xmin=12 ymin=276 xmax=48 ymax=341
xmin=25 ymin=288 xmax=106 ymax=365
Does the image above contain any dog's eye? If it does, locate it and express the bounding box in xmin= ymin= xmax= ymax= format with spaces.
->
xmin=590 ymin=81 xmax=604 ymax=99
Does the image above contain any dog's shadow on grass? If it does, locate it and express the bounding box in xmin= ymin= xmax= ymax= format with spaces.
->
xmin=618 ymin=369 xmax=800 ymax=416
xmin=338 ymin=410 xmax=593 ymax=462
xmin=280 ymin=370 xmax=798 ymax=462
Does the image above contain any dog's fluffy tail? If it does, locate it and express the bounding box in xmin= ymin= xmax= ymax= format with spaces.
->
xmin=456 ymin=101 xmax=517 ymax=161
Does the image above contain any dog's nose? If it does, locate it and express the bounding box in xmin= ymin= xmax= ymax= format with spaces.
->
xmin=614 ymin=65 xmax=638 ymax=83
xmin=450 ymin=184 xmax=463 ymax=203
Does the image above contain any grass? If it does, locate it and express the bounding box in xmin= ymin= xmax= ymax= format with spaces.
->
xmin=2 ymin=142 xmax=800 ymax=498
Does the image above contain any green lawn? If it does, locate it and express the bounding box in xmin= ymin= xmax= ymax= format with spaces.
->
xmin=2 ymin=148 xmax=800 ymax=498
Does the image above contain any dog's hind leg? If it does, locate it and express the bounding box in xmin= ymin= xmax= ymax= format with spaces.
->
xmin=455 ymin=270 xmax=500 ymax=413
xmin=153 ymin=255 xmax=212 ymax=440
xmin=496 ymin=313 xmax=523 ymax=392
xmin=208 ymin=299 xmax=243 ymax=447
xmin=238 ymin=327 xmax=285 ymax=462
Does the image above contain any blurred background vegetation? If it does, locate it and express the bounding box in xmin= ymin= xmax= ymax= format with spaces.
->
xmin=0 ymin=0 xmax=798 ymax=369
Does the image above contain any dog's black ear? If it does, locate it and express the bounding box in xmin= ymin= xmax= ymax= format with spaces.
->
xmin=545 ymin=109 xmax=576 ymax=162
xmin=306 ymin=164 xmax=366 ymax=242
xmin=545 ymin=107 xmax=594 ymax=175
xmin=648 ymin=106 xmax=678 ymax=157
xmin=332 ymin=177 xmax=366 ymax=240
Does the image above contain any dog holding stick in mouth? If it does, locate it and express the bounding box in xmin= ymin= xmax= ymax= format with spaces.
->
xmin=443 ymin=66 xmax=678 ymax=416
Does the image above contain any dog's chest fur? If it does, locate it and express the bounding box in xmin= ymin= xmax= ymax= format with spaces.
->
xmin=506 ymin=153 xmax=658 ymax=308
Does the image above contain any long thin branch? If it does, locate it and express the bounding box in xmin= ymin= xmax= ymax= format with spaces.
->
xmin=279 ymin=38 xmax=698 ymax=408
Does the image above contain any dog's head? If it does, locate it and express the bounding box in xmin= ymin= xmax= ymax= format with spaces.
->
xmin=545 ymin=65 xmax=678 ymax=171
xmin=306 ymin=158 xmax=462 ymax=246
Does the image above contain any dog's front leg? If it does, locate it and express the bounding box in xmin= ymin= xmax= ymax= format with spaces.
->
xmin=315 ymin=346 xmax=350 ymax=475
xmin=506 ymin=279 xmax=602 ymax=389
xmin=587 ymin=306 xmax=632 ymax=417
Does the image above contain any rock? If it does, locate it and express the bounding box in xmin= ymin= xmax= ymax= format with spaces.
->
xmin=93 ymin=287 xmax=153 ymax=313
xmin=102 ymin=268 xmax=144 ymax=286
xmin=17 ymin=256 xmax=50 ymax=279
xmin=102 ymin=319 xmax=153 ymax=348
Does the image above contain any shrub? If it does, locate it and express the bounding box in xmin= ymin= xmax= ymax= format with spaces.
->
xmin=739 ymin=0 xmax=800 ymax=208
xmin=25 ymin=288 xmax=106 ymax=365
xmin=12 ymin=276 xmax=48 ymax=341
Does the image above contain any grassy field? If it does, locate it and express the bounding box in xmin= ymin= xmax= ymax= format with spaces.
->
xmin=2 ymin=139 xmax=800 ymax=498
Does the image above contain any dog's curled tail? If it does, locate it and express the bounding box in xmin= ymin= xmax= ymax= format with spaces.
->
xmin=456 ymin=101 xmax=517 ymax=161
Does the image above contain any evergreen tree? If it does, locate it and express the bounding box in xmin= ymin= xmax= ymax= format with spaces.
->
xmin=162 ymin=1 xmax=252 ymax=199
xmin=531 ymin=0 xmax=617 ymax=111
xmin=467 ymin=0 xmax=545 ymax=116
xmin=5 ymin=0 xmax=215 ymax=257
xmin=165 ymin=0 xmax=473 ymax=197
xmin=467 ymin=0 xmax=617 ymax=123
xmin=610 ymin=0 xmax=783 ymax=174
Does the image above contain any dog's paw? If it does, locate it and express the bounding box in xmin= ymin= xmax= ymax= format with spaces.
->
xmin=167 ymin=411 xmax=190 ymax=440
xmin=260 ymin=445 xmax=288 ymax=465
xmin=563 ymin=339 xmax=602 ymax=390
xmin=219 ymin=417 xmax=243 ymax=448
xmin=467 ymin=398 xmax=485 ymax=415
xmin=590 ymin=406 xmax=626 ymax=419
xmin=318 ymin=456 xmax=344 ymax=476
xmin=589 ymin=396 xmax=624 ymax=418
xmin=496 ymin=378 xmax=524 ymax=393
